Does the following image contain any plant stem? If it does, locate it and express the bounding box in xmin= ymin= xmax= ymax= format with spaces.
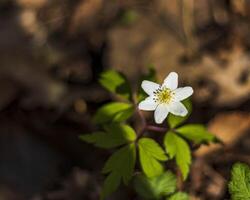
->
xmin=136 ymin=107 xmax=147 ymax=139
xmin=146 ymin=125 xmax=168 ymax=133
xmin=137 ymin=107 xmax=146 ymax=128
xmin=177 ymin=168 xmax=184 ymax=190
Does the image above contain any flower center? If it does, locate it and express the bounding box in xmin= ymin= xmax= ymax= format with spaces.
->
xmin=153 ymin=87 xmax=173 ymax=104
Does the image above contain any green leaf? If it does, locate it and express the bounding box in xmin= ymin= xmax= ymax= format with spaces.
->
xmin=167 ymin=99 xmax=192 ymax=128
xmin=101 ymin=172 xmax=121 ymax=200
xmin=168 ymin=192 xmax=189 ymax=200
xmin=80 ymin=124 xmax=136 ymax=149
xmin=134 ymin=171 xmax=177 ymax=199
xmin=138 ymin=138 xmax=168 ymax=177
xmin=229 ymin=163 xmax=250 ymax=200
xmin=137 ymin=66 xmax=157 ymax=102
xmin=99 ymin=70 xmax=132 ymax=100
xmin=112 ymin=106 xmax=134 ymax=122
xmin=102 ymin=144 xmax=136 ymax=184
xmin=104 ymin=123 xmax=137 ymax=142
xmin=176 ymin=124 xmax=215 ymax=144
xmin=164 ymin=132 xmax=191 ymax=180
xmin=101 ymin=144 xmax=136 ymax=199
xmin=93 ymin=102 xmax=134 ymax=125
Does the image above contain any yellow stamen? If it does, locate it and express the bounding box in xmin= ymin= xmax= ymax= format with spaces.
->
xmin=153 ymin=87 xmax=173 ymax=104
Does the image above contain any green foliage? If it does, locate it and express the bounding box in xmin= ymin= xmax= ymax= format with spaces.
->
xmin=81 ymin=68 xmax=218 ymax=199
xmin=101 ymin=144 xmax=136 ymax=199
xmin=167 ymin=99 xmax=192 ymax=128
xmin=164 ymin=132 xmax=191 ymax=180
xmin=138 ymin=138 xmax=168 ymax=177
xmin=134 ymin=171 xmax=177 ymax=199
xmin=168 ymin=192 xmax=189 ymax=200
xmin=93 ymin=102 xmax=134 ymax=125
xmin=99 ymin=70 xmax=132 ymax=100
xmin=101 ymin=172 xmax=120 ymax=200
xmin=176 ymin=124 xmax=215 ymax=144
xmin=80 ymin=124 xmax=136 ymax=149
xmin=138 ymin=66 xmax=157 ymax=102
xmin=229 ymin=163 xmax=250 ymax=200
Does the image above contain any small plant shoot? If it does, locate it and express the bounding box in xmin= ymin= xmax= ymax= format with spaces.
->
xmin=80 ymin=68 xmax=217 ymax=199
xmin=229 ymin=162 xmax=250 ymax=200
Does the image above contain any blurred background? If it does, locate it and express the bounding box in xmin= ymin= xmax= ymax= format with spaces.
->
xmin=0 ymin=0 xmax=250 ymax=199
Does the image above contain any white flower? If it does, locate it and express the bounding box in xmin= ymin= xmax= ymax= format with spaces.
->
xmin=138 ymin=72 xmax=193 ymax=124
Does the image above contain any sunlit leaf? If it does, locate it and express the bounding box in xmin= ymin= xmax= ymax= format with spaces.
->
xmin=112 ymin=106 xmax=134 ymax=122
xmin=168 ymin=192 xmax=189 ymax=200
xmin=138 ymin=138 xmax=168 ymax=177
xmin=176 ymin=124 xmax=215 ymax=144
xmin=93 ymin=102 xmax=134 ymax=125
xmin=164 ymin=132 xmax=191 ymax=180
xmin=102 ymin=144 xmax=136 ymax=183
xmin=134 ymin=171 xmax=177 ymax=199
xmin=99 ymin=70 xmax=132 ymax=100
xmin=80 ymin=124 xmax=136 ymax=149
xmin=104 ymin=123 xmax=136 ymax=142
xmin=101 ymin=144 xmax=136 ymax=199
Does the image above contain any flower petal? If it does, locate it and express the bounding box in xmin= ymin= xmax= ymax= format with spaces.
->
xmin=154 ymin=104 xmax=169 ymax=124
xmin=138 ymin=97 xmax=157 ymax=111
xmin=173 ymin=86 xmax=193 ymax=101
xmin=168 ymin=101 xmax=188 ymax=117
xmin=141 ymin=80 xmax=160 ymax=96
xmin=162 ymin=72 xmax=178 ymax=90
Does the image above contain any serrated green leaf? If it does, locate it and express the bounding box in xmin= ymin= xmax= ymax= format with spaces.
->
xmin=176 ymin=124 xmax=215 ymax=144
xmin=104 ymin=123 xmax=137 ymax=142
xmin=93 ymin=102 xmax=134 ymax=125
xmin=138 ymin=138 xmax=168 ymax=177
xmin=164 ymin=132 xmax=191 ymax=180
xmin=102 ymin=144 xmax=136 ymax=184
xmin=229 ymin=163 xmax=250 ymax=200
xmin=101 ymin=172 xmax=121 ymax=200
xmin=168 ymin=192 xmax=189 ymax=200
xmin=134 ymin=171 xmax=177 ymax=199
xmin=167 ymin=99 xmax=192 ymax=128
xmin=99 ymin=70 xmax=132 ymax=100
xmin=137 ymin=66 xmax=157 ymax=102
xmin=80 ymin=124 xmax=136 ymax=149
xmin=112 ymin=106 xmax=134 ymax=122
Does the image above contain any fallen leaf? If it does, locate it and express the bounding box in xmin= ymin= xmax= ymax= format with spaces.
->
xmin=195 ymin=112 xmax=250 ymax=157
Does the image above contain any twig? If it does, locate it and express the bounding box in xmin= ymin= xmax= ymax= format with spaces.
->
xmin=146 ymin=125 xmax=168 ymax=133
xmin=177 ymin=168 xmax=184 ymax=191
xmin=137 ymin=107 xmax=146 ymax=128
